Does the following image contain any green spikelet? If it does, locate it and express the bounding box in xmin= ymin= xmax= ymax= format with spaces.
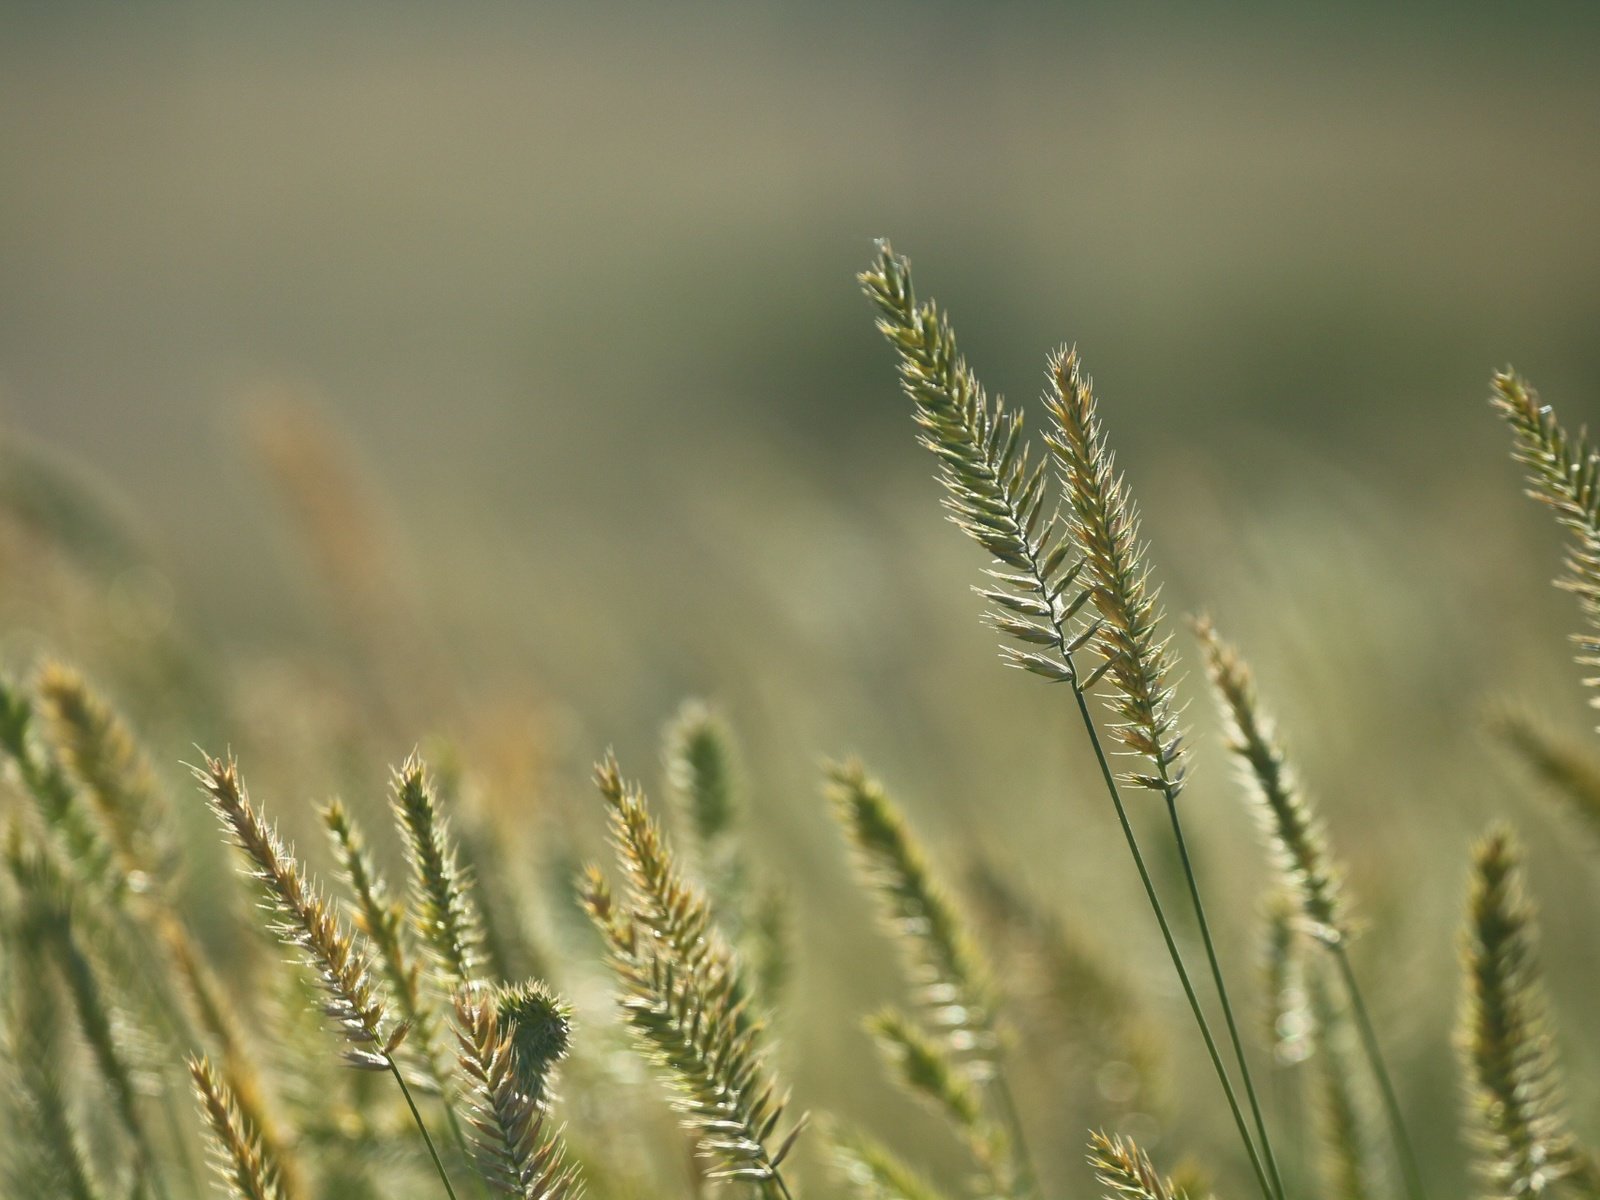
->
xmin=1087 ymin=1131 xmax=1190 ymax=1200
xmin=858 ymin=242 xmax=1096 ymax=689
xmin=323 ymin=798 xmax=449 ymax=1089
xmin=1044 ymin=349 xmax=1186 ymax=794
xmin=664 ymin=699 xmax=741 ymax=855
xmin=1491 ymin=370 xmax=1600 ymax=718
xmin=493 ymin=981 xmax=572 ymax=1107
xmin=453 ymin=984 xmax=580 ymax=1200
xmin=828 ymin=760 xmax=997 ymax=1068
xmin=1458 ymin=826 xmax=1588 ymax=1199
xmin=189 ymin=1056 xmax=288 ymax=1200
xmin=1195 ymin=618 xmax=1345 ymax=942
xmin=865 ymin=1007 xmax=987 ymax=1139
xmin=582 ymin=755 xmax=803 ymax=1187
xmin=392 ymin=752 xmax=484 ymax=988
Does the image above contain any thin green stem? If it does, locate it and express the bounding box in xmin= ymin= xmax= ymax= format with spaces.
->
xmin=1163 ymin=791 xmax=1286 ymax=1200
xmin=1064 ymin=678 xmax=1275 ymax=1200
xmin=1330 ymin=941 xmax=1427 ymax=1200
xmin=990 ymin=1068 xmax=1040 ymax=1200
xmin=389 ymin=1059 xmax=459 ymax=1200
xmin=772 ymin=1166 xmax=798 ymax=1200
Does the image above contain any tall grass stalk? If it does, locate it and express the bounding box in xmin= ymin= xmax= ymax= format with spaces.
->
xmin=860 ymin=240 xmax=1279 ymax=1200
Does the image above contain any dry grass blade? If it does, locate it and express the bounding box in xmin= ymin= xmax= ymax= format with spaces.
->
xmin=453 ymin=984 xmax=580 ymax=1200
xmin=1087 ymin=1131 xmax=1190 ymax=1200
xmin=1458 ymin=826 xmax=1588 ymax=1200
xmin=189 ymin=1055 xmax=288 ymax=1200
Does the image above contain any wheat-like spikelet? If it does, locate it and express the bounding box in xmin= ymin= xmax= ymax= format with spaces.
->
xmin=1487 ymin=708 xmax=1600 ymax=845
xmin=865 ymin=1007 xmax=988 ymax=1142
xmin=1196 ymin=618 xmax=1344 ymax=941
xmin=1491 ymin=370 xmax=1600 ymax=714
xmin=323 ymin=797 xmax=450 ymax=1090
xmin=593 ymin=753 xmax=732 ymax=979
xmin=665 ymin=699 xmax=740 ymax=854
xmin=35 ymin=662 xmax=175 ymax=884
xmin=453 ymin=983 xmax=580 ymax=1200
xmin=393 ymin=752 xmax=484 ymax=988
xmin=827 ymin=759 xmax=997 ymax=1062
xmin=190 ymin=1055 xmax=288 ymax=1200
xmin=1044 ymin=349 xmax=1186 ymax=794
xmin=193 ymin=751 xmax=403 ymax=1069
xmin=1087 ymin=1131 xmax=1189 ymax=1200
xmin=828 ymin=1127 xmax=954 ymax=1200
xmin=858 ymin=242 xmax=1097 ymax=687
xmin=1458 ymin=826 xmax=1586 ymax=1200
xmin=0 ymin=673 xmax=124 ymax=894
xmin=583 ymin=757 xmax=803 ymax=1186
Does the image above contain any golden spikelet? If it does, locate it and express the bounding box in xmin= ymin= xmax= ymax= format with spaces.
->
xmin=1087 ymin=1131 xmax=1189 ymax=1200
xmin=189 ymin=1055 xmax=288 ymax=1200
xmin=1491 ymin=370 xmax=1600 ymax=718
xmin=1044 ymin=349 xmax=1186 ymax=794
xmin=192 ymin=752 xmax=403 ymax=1069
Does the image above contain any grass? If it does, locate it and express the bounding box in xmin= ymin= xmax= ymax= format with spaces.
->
xmin=0 ymin=242 xmax=1596 ymax=1200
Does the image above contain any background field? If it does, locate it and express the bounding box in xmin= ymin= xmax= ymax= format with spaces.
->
xmin=4 ymin=4 xmax=1600 ymax=1197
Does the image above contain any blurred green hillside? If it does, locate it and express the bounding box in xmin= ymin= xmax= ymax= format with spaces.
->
xmin=4 ymin=4 xmax=1600 ymax=1197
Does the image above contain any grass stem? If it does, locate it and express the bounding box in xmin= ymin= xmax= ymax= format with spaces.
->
xmin=1064 ymin=675 xmax=1275 ymax=1200
xmin=389 ymin=1059 xmax=460 ymax=1200
xmin=1330 ymin=940 xmax=1427 ymax=1200
xmin=1162 ymin=792 xmax=1285 ymax=1200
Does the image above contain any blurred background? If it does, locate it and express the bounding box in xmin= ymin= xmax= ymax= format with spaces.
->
xmin=4 ymin=2 xmax=1600 ymax=1196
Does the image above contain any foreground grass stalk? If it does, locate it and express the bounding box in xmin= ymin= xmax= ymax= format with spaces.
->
xmin=1066 ymin=677 xmax=1276 ymax=1200
xmin=860 ymin=241 xmax=1275 ymax=1200
xmin=391 ymin=1060 xmax=461 ymax=1200
xmin=1162 ymin=789 xmax=1286 ymax=1200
